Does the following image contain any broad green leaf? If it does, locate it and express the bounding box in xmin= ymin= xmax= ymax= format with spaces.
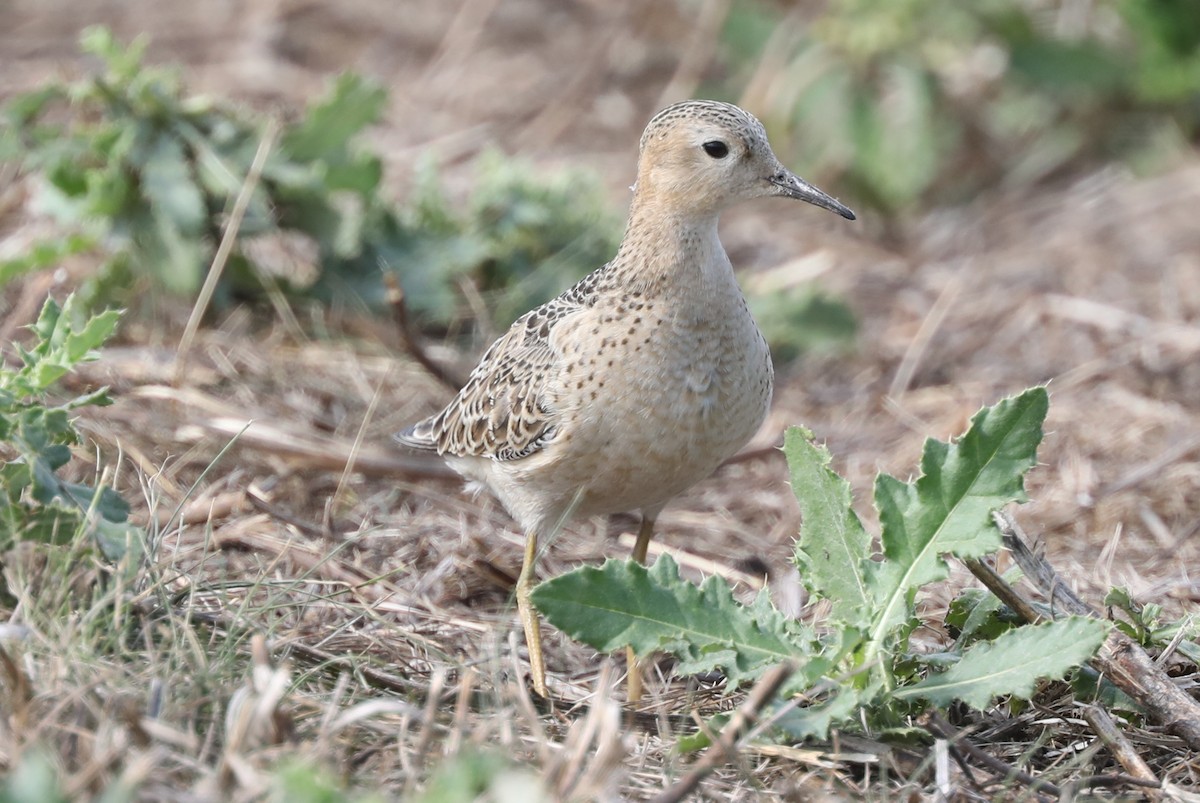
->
xmin=30 ymin=362 xmax=70 ymax=391
xmin=892 ymin=617 xmax=1109 ymax=709
xmin=80 ymin=26 xmax=147 ymax=82
xmin=2 ymin=85 xmax=65 ymax=128
xmin=790 ymin=50 xmax=856 ymax=173
xmin=0 ymin=750 xmax=70 ymax=803
xmin=84 ymin=163 xmax=133 ymax=218
xmin=7 ymin=503 xmax=85 ymax=546
xmin=786 ymin=427 xmax=871 ymax=624
xmin=533 ymin=554 xmax=813 ymax=688
xmin=675 ymin=713 xmax=732 ymax=753
xmin=866 ymin=387 xmax=1049 ymax=652
xmin=1008 ymin=39 xmax=1127 ymax=96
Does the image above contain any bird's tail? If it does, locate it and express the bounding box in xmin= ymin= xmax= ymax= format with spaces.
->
xmin=393 ymin=418 xmax=439 ymax=452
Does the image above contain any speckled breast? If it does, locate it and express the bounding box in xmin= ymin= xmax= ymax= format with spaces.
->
xmin=539 ymin=291 xmax=774 ymax=519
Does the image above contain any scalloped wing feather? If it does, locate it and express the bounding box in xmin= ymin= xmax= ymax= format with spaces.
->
xmin=396 ymin=274 xmax=601 ymax=462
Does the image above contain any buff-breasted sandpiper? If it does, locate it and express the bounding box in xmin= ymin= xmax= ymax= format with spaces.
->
xmin=397 ymin=100 xmax=855 ymax=698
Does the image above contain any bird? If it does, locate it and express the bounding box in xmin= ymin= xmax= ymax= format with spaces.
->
xmin=396 ymin=99 xmax=855 ymax=699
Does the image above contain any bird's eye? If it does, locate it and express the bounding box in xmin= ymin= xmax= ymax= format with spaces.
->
xmin=702 ymin=140 xmax=729 ymax=159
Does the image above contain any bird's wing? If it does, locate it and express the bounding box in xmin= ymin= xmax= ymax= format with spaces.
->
xmin=395 ymin=286 xmax=594 ymax=462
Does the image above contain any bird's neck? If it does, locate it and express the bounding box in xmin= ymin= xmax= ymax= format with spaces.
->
xmin=610 ymin=195 xmax=730 ymax=294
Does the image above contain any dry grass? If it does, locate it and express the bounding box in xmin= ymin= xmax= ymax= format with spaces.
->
xmin=3 ymin=1 xmax=1200 ymax=799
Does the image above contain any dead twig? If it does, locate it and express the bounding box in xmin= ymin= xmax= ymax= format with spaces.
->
xmin=652 ymin=661 xmax=795 ymax=803
xmin=986 ymin=511 xmax=1200 ymax=751
xmin=175 ymin=119 xmax=278 ymax=386
xmin=383 ymin=272 xmax=465 ymax=391
xmin=923 ymin=711 xmax=1058 ymax=801
xmin=1079 ymin=704 xmax=1159 ymax=788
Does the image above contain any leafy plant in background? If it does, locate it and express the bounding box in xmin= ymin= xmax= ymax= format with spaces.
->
xmin=749 ymin=287 xmax=856 ymax=364
xmin=0 ymin=293 xmax=141 ymax=591
xmin=533 ymin=387 xmax=1141 ymax=737
xmin=718 ymin=0 xmax=1200 ymax=214
xmin=0 ymin=27 xmax=622 ymax=334
xmin=374 ymin=148 xmax=622 ymax=332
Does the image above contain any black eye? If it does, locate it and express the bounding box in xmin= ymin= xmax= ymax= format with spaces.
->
xmin=702 ymin=140 xmax=729 ymax=159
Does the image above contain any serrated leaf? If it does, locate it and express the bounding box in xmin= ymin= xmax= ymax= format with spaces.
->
xmin=787 ymin=427 xmax=871 ymax=624
xmin=532 ymin=554 xmax=813 ymax=688
xmin=892 ymin=617 xmax=1109 ymax=709
xmin=866 ymin=387 xmax=1049 ymax=649
xmin=63 ymin=309 xmax=120 ymax=363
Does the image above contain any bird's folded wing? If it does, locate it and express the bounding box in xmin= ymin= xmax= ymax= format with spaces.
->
xmin=398 ymin=298 xmax=585 ymax=462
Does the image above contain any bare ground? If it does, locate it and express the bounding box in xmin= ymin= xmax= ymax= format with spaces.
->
xmin=2 ymin=1 xmax=1200 ymax=799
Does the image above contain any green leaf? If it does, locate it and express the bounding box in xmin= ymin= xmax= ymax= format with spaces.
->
xmin=140 ymin=132 xmax=206 ymax=234
xmin=750 ymin=289 xmax=856 ymax=363
xmin=2 ymin=85 xmax=66 ymax=127
xmin=91 ymin=517 xmax=143 ymax=562
xmin=866 ymin=387 xmax=1049 ymax=650
xmin=774 ymin=687 xmax=866 ymax=741
xmin=64 ymin=308 xmax=120 ymax=363
xmin=80 ymin=26 xmax=147 ymax=83
xmin=412 ymin=749 xmax=526 ymax=803
xmin=282 ymin=73 xmax=385 ymax=162
xmin=0 ymin=235 xmax=93 ymax=286
xmin=945 ymin=588 xmax=1021 ymax=647
xmin=7 ymin=504 xmax=85 ymax=546
xmin=786 ymin=427 xmax=871 ymax=624
xmin=533 ymin=554 xmax=815 ymax=688
xmin=0 ymin=750 xmax=70 ymax=803
xmin=324 ymin=153 xmax=382 ymax=195
xmin=851 ymin=61 xmax=942 ymax=210
xmin=135 ymin=210 xmax=208 ymax=294
xmin=892 ymin=617 xmax=1109 ymax=709
xmin=1008 ymin=39 xmax=1127 ymax=96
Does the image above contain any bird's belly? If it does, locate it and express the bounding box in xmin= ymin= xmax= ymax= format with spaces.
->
xmin=544 ymin=328 xmax=773 ymax=517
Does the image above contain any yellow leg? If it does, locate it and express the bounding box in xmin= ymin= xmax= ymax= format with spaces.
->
xmin=517 ymin=530 xmax=548 ymax=697
xmin=626 ymin=515 xmax=656 ymax=703
xmin=631 ymin=515 xmax=655 ymax=564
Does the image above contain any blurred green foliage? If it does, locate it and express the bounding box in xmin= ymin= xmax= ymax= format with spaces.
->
xmin=0 ymin=294 xmax=141 ymax=587
xmin=0 ymin=27 xmax=622 ymax=332
xmin=0 ymin=752 xmax=70 ymax=803
xmin=749 ymin=288 xmax=857 ymax=364
xmin=373 ymin=149 xmax=621 ymax=332
xmin=0 ymin=27 xmax=854 ymax=361
xmin=718 ymin=0 xmax=1200 ymax=214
